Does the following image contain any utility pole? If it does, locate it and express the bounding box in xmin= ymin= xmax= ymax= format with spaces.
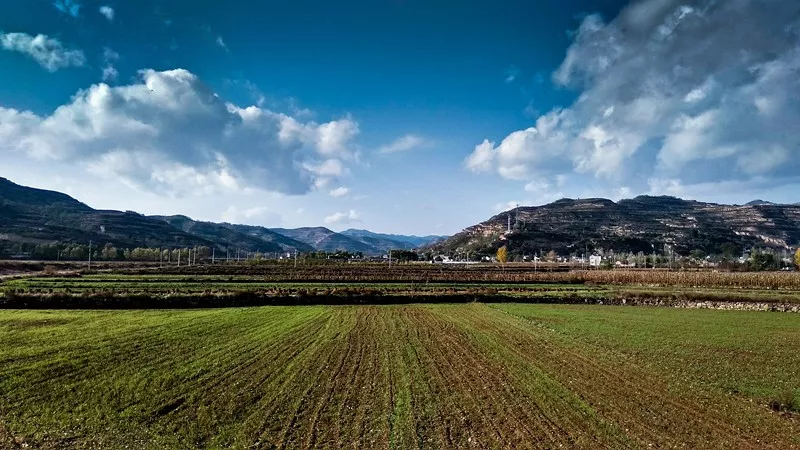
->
xmin=388 ymin=250 xmax=392 ymax=268
xmin=88 ymin=240 xmax=92 ymax=270
xmin=669 ymin=245 xmax=675 ymax=270
xmin=294 ymin=250 xmax=298 ymax=268
xmin=212 ymin=247 xmax=215 ymax=264
xmin=178 ymin=249 xmax=181 ymax=267
xmin=159 ymin=248 xmax=163 ymax=268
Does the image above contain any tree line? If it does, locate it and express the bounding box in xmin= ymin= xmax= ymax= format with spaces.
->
xmin=0 ymin=242 xmax=216 ymax=262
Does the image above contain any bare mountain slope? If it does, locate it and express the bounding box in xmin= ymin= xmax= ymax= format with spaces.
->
xmin=434 ymin=196 xmax=800 ymax=257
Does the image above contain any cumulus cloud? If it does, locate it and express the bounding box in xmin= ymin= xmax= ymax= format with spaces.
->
xmin=0 ymin=69 xmax=360 ymax=196
xmin=324 ymin=209 xmax=359 ymax=225
xmin=99 ymin=6 xmax=114 ymax=21
xmin=464 ymin=140 xmax=496 ymax=172
xmin=378 ymin=134 xmax=430 ymax=154
xmin=466 ymin=0 xmax=800 ymax=195
xmin=0 ymin=32 xmax=85 ymax=71
xmin=329 ymin=186 xmax=350 ymax=197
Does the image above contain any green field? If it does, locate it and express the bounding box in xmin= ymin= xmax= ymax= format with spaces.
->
xmin=1 ymin=304 xmax=798 ymax=449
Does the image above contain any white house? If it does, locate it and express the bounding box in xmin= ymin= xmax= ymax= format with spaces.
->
xmin=589 ymin=255 xmax=602 ymax=267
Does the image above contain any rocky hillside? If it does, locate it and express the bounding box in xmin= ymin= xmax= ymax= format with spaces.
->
xmin=433 ymin=196 xmax=800 ymax=257
xmin=150 ymin=216 xmax=315 ymax=253
xmin=0 ymin=177 xmax=213 ymax=250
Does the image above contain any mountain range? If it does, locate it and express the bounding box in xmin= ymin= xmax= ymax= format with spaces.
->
xmin=341 ymin=229 xmax=446 ymax=248
xmin=3 ymin=177 xmax=798 ymax=259
xmin=0 ymin=177 xmax=446 ymax=256
xmin=433 ymin=196 xmax=800 ymax=257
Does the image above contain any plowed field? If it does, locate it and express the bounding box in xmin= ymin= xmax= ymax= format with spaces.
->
xmin=1 ymin=304 xmax=798 ymax=449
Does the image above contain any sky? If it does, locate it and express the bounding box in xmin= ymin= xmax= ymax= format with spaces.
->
xmin=1 ymin=0 xmax=799 ymax=235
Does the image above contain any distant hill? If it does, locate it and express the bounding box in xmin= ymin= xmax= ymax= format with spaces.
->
xmin=0 ymin=176 xmax=448 ymax=257
xmin=270 ymin=227 xmax=380 ymax=254
xmin=221 ymin=223 xmax=314 ymax=253
xmin=151 ymin=216 xmax=285 ymax=253
xmin=745 ymin=200 xmax=777 ymax=206
xmin=341 ymin=229 xmax=448 ymax=249
xmin=433 ymin=196 xmax=800 ymax=257
xmin=0 ymin=178 xmax=363 ymax=255
xmin=0 ymin=177 xmax=213 ymax=250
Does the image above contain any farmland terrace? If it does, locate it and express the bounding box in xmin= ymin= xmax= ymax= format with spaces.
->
xmin=2 ymin=262 xmax=800 ymax=309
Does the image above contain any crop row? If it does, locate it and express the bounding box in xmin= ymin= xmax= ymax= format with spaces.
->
xmin=1 ymin=305 xmax=797 ymax=448
xmin=113 ymin=264 xmax=800 ymax=289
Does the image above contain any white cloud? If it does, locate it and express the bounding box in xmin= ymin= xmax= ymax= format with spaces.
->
xmin=279 ymin=115 xmax=359 ymax=159
xmin=303 ymin=159 xmax=348 ymax=178
xmin=466 ymin=0 xmax=800 ymax=196
xmin=329 ymin=186 xmax=350 ymax=197
xmin=645 ymin=176 xmax=800 ymax=205
xmin=288 ymin=98 xmax=314 ymax=118
xmin=53 ymin=0 xmax=80 ymax=17
xmin=614 ymin=186 xmax=633 ymax=199
xmin=523 ymin=177 xmax=566 ymax=204
xmin=101 ymin=65 xmax=118 ymax=81
xmin=524 ymin=179 xmax=549 ymax=193
xmin=0 ymin=69 xmax=361 ymax=196
xmin=216 ymin=36 xmax=227 ymax=51
xmin=378 ymin=134 xmax=430 ymax=154
xmin=102 ymin=47 xmax=119 ymax=61
xmin=494 ymin=201 xmax=519 ymax=213
xmin=100 ymin=47 xmax=119 ymax=82
xmin=504 ymin=65 xmax=520 ymax=84
xmin=0 ymin=32 xmax=85 ymax=72
xmin=464 ymin=139 xmax=496 ymax=172
xmin=99 ymin=6 xmax=114 ymax=21
xmin=324 ymin=209 xmax=359 ymax=225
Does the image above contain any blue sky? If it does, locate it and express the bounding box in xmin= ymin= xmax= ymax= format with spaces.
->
xmin=1 ymin=0 xmax=799 ymax=235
